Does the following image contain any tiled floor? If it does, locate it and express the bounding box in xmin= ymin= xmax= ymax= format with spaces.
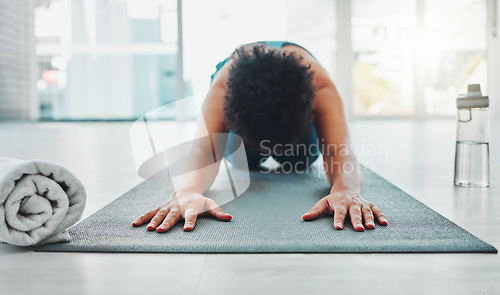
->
xmin=0 ymin=120 xmax=498 ymax=295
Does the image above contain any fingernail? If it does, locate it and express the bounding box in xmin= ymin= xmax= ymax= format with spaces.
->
xmin=336 ymin=223 xmax=343 ymax=229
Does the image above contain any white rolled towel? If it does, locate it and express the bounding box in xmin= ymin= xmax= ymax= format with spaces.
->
xmin=0 ymin=157 xmax=86 ymax=246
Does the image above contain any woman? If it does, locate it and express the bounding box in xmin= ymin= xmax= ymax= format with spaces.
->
xmin=132 ymin=41 xmax=387 ymax=232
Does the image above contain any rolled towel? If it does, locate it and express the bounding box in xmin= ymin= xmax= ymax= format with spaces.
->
xmin=0 ymin=157 xmax=86 ymax=246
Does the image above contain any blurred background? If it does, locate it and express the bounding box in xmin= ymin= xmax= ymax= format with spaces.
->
xmin=0 ymin=0 xmax=498 ymax=121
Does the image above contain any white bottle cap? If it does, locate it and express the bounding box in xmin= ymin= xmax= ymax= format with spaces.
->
xmin=457 ymin=84 xmax=489 ymax=109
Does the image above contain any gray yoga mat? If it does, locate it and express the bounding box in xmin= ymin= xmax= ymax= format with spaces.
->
xmin=36 ymin=166 xmax=497 ymax=253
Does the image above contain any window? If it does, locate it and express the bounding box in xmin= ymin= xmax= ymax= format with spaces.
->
xmin=352 ymin=0 xmax=417 ymax=115
xmin=350 ymin=0 xmax=488 ymax=117
xmin=421 ymin=0 xmax=487 ymax=115
xmin=35 ymin=0 xmax=182 ymax=120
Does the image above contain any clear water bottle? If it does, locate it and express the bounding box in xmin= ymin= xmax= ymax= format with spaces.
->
xmin=454 ymin=84 xmax=490 ymax=187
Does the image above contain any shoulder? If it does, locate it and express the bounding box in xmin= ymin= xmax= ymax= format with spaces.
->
xmin=210 ymin=57 xmax=234 ymax=90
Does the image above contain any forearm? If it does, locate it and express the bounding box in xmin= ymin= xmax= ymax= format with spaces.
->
xmin=171 ymin=147 xmax=221 ymax=194
xmin=323 ymin=151 xmax=362 ymax=194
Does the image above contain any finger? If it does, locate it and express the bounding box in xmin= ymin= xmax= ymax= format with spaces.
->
xmin=349 ymin=205 xmax=365 ymax=231
xmin=147 ymin=208 xmax=170 ymax=231
xmin=183 ymin=208 xmax=198 ymax=231
xmin=362 ymin=205 xmax=375 ymax=229
xmin=157 ymin=210 xmax=182 ymax=233
xmin=206 ymin=199 xmax=232 ymax=221
xmin=371 ymin=205 xmax=388 ymax=225
xmin=302 ymin=198 xmax=328 ymax=221
xmin=333 ymin=205 xmax=347 ymax=230
xmin=132 ymin=208 xmax=159 ymax=227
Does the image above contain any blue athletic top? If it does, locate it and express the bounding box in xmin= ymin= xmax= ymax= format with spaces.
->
xmin=210 ymin=41 xmax=314 ymax=82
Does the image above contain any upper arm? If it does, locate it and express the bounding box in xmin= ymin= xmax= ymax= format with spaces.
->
xmin=309 ymin=65 xmax=351 ymax=154
xmin=201 ymin=55 xmax=240 ymax=134
xmin=200 ymin=82 xmax=228 ymax=136
xmin=194 ymin=64 xmax=231 ymax=152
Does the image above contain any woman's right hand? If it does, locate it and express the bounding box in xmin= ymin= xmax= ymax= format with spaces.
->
xmin=131 ymin=190 xmax=232 ymax=232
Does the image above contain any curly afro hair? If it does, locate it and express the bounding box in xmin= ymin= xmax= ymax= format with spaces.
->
xmin=224 ymin=44 xmax=316 ymax=152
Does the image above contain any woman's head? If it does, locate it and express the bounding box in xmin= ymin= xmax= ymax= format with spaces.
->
xmin=224 ymin=44 xmax=316 ymax=152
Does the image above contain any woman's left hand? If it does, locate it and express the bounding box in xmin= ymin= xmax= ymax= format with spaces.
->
xmin=301 ymin=189 xmax=387 ymax=231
